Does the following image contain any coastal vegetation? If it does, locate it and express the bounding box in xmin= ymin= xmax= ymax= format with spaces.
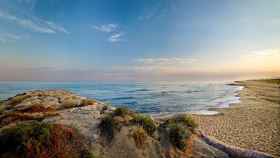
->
xmin=0 ymin=121 xmax=94 ymax=158
xmin=159 ymin=115 xmax=197 ymax=150
xmin=99 ymin=107 xmax=196 ymax=151
xmin=113 ymin=107 xmax=130 ymax=117
xmin=167 ymin=123 xmax=191 ymax=150
xmin=99 ymin=114 xmax=119 ymax=141
xmin=1 ymin=87 xmax=275 ymax=158
xmin=131 ymin=114 xmax=156 ymax=136
xmin=132 ymin=127 xmax=147 ymax=148
xmin=164 ymin=114 xmax=198 ymax=131
xmin=99 ymin=107 xmax=157 ymax=141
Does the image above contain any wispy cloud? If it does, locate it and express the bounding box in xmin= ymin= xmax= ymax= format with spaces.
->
xmin=136 ymin=57 xmax=196 ymax=66
xmin=0 ymin=33 xmax=23 ymax=43
xmin=92 ymin=24 xmax=118 ymax=33
xmin=0 ymin=10 xmax=69 ymax=34
xmin=45 ymin=21 xmax=70 ymax=34
xmin=108 ymin=32 xmax=124 ymax=42
xmin=132 ymin=57 xmax=197 ymax=73
xmin=92 ymin=23 xmax=124 ymax=43
xmin=250 ymin=48 xmax=280 ymax=56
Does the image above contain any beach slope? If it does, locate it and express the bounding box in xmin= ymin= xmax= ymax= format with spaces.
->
xmin=192 ymin=79 xmax=280 ymax=157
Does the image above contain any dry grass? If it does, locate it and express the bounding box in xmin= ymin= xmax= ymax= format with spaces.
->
xmin=132 ymin=127 xmax=147 ymax=148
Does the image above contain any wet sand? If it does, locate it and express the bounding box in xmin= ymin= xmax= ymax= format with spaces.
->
xmin=192 ymin=79 xmax=280 ymax=157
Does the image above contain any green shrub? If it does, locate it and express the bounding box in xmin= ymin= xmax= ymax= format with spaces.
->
xmin=82 ymin=151 xmax=98 ymax=158
xmin=168 ymin=123 xmax=191 ymax=150
xmin=99 ymin=115 xmax=118 ymax=141
xmin=132 ymin=114 xmax=156 ymax=136
xmin=132 ymin=127 xmax=147 ymax=148
xmin=0 ymin=121 xmax=52 ymax=157
xmin=113 ymin=107 xmax=130 ymax=117
xmin=176 ymin=115 xmax=197 ymax=129
xmin=0 ymin=121 xmax=92 ymax=158
xmin=166 ymin=115 xmax=198 ymax=130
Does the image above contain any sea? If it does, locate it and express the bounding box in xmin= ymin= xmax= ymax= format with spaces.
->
xmin=0 ymin=81 xmax=243 ymax=115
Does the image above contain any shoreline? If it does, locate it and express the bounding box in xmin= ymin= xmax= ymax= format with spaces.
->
xmin=191 ymin=79 xmax=280 ymax=157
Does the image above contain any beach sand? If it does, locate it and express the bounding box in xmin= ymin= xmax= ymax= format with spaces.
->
xmin=192 ymin=79 xmax=280 ymax=157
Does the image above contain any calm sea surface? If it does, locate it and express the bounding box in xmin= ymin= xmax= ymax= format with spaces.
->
xmin=0 ymin=81 xmax=242 ymax=114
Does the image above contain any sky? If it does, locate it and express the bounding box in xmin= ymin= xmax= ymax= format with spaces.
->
xmin=0 ymin=0 xmax=279 ymax=82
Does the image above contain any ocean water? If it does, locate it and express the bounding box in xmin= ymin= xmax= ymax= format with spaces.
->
xmin=0 ymin=81 xmax=242 ymax=114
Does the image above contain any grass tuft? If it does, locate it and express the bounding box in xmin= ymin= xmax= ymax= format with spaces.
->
xmin=99 ymin=115 xmax=119 ymax=141
xmin=166 ymin=115 xmax=198 ymax=130
xmin=132 ymin=127 xmax=147 ymax=148
xmin=113 ymin=107 xmax=130 ymax=117
xmin=167 ymin=123 xmax=191 ymax=150
xmin=132 ymin=114 xmax=156 ymax=136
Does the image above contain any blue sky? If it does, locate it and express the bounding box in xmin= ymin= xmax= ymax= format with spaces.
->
xmin=0 ymin=0 xmax=280 ymax=81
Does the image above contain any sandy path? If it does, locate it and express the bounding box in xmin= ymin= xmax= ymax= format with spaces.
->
xmin=192 ymin=79 xmax=280 ymax=157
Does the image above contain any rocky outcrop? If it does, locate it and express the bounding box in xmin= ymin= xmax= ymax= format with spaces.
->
xmin=0 ymin=90 xmax=272 ymax=158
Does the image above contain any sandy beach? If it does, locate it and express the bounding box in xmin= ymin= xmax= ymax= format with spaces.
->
xmin=192 ymin=79 xmax=280 ymax=157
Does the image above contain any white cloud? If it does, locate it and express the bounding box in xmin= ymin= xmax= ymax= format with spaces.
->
xmin=132 ymin=57 xmax=197 ymax=73
xmin=136 ymin=57 xmax=196 ymax=66
xmin=0 ymin=10 xmax=69 ymax=34
xmin=92 ymin=24 xmax=118 ymax=33
xmin=108 ymin=33 xmax=123 ymax=42
xmin=250 ymin=48 xmax=280 ymax=56
xmin=46 ymin=21 xmax=70 ymax=34
xmin=0 ymin=33 xmax=22 ymax=43
xmin=92 ymin=23 xmax=124 ymax=43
